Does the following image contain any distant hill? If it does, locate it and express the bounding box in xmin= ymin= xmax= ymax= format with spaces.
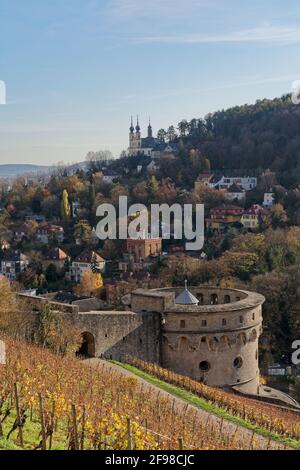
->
xmin=163 ymin=94 xmax=300 ymax=189
xmin=0 ymin=161 xmax=89 ymax=178
xmin=0 ymin=164 xmax=51 ymax=177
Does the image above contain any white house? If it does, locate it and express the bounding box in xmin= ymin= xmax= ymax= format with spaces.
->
xmin=225 ymin=184 xmax=246 ymax=202
xmin=217 ymin=176 xmax=257 ymax=191
xmin=1 ymin=251 xmax=29 ymax=280
xmin=36 ymin=224 xmax=64 ymax=244
xmin=102 ymin=170 xmax=120 ymax=184
xmin=263 ymin=190 xmax=275 ymax=207
xmin=68 ymin=250 xmax=105 ymax=282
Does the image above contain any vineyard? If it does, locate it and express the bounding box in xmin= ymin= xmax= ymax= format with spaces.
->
xmin=0 ymin=337 xmax=293 ymax=451
xmin=123 ymin=357 xmax=300 ymax=444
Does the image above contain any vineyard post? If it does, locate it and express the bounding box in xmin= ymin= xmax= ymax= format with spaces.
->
xmin=249 ymin=431 xmax=255 ymax=450
xmin=71 ymin=404 xmax=79 ymax=450
xmin=219 ymin=417 xmax=224 ymax=434
xmin=127 ymin=417 xmax=133 ymax=450
xmin=80 ymin=406 xmax=86 ymax=451
xmin=0 ymin=400 xmax=3 ymax=437
xmin=14 ymin=383 xmax=24 ymax=448
xmin=178 ymin=437 xmax=184 ymax=450
xmin=49 ymin=400 xmax=56 ymax=450
xmin=38 ymin=393 xmax=47 ymax=450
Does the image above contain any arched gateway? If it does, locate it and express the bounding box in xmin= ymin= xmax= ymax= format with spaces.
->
xmin=77 ymin=332 xmax=95 ymax=358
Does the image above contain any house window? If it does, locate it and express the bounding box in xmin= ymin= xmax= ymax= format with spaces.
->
xmin=202 ymin=320 xmax=207 ymax=327
xmin=180 ymin=320 xmax=186 ymax=329
xmin=222 ymin=319 xmax=227 ymax=326
xmin=239 ymin=316 xmax=243 ymax=324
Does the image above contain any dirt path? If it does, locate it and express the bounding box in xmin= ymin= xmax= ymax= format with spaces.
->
xmin=85 ymin=358 xmax=288 ymax=450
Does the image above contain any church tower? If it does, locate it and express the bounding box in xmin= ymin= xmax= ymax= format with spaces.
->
xmin=128 ymin=116 xmax=142 ymax=156
xmin=129 ymin=116 xmax=135 ymax=153
xmin=135 ymin=116 xmax=141 ymax=148
xmin=147 ymin=118 xmax=153 ymax=138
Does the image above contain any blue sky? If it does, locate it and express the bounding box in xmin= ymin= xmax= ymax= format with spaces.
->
xmin=1 ymin=0 xmax=300 ymax=165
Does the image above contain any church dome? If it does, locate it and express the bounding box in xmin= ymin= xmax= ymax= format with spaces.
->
xmin=136 ymin=116 xmax=140 ymax=132
xmin=130 ymin=117 xmax=134 ymax=133
xmin=175 ymin=281 xmax=199 ymax=305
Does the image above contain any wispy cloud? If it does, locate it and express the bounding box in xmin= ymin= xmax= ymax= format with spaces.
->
xmin=133 ymin=25 xmax=300 ymax=45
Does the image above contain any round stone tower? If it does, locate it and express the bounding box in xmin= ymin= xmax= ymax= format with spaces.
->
xmin=130 ymin=286 xmax=265 ymax=394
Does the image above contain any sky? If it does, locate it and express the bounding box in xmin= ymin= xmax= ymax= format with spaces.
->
xmin=1 ymin=0 xmax=300 ymax=165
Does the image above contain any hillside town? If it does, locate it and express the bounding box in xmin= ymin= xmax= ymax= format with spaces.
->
xmin=0 ymin=110 xmax=300 ymax=385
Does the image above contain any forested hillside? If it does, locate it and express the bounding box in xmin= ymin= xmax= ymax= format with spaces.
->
xmin=165 ymin=95 xmax=300 ymax=188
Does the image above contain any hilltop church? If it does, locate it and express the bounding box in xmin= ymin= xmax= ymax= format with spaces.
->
xmin=127 ymin=117 xmax=178 ymax=159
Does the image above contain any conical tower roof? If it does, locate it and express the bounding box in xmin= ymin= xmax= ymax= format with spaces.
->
xmin=175 ymin=281 xmax=199 ymax=305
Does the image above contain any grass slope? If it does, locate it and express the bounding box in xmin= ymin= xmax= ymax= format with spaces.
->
xmin=0 ymin=410 xmax=67 ymax=450
xmin=113 ymin=361 xmax=300 ymax=450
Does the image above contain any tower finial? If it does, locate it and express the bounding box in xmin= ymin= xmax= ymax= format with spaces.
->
xmin=130 ymin=116 xmax=134 ymax=133
xmin=185 ymin=279 xmax=188 ymax=290
xmin=147 ymin=116 xmax=153 ymax=138
xmin=136 ymin=115 xmax=140 ymax=132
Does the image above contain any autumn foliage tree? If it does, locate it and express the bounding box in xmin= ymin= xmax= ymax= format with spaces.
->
xmin=35 ymin=303 xmax=82 ymax=356
xmin=74 ymin=271 xmax=103 ymax=297
xmin=61 ymin=189 xmax=71 ymax=223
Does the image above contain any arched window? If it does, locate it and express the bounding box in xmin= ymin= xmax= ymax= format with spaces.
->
xmin=220 ymin=335 xmax=230 ymax=348
xmin=224 ymin=295 xmax=231 ymax=304
xmin=238 ymin=332 xmax=247 ymax=346
xmin=211 ymin=294 xmax=218 ymax=305
xmin=179 ymin=337 xmax=189 ymax=351
xmin=250 ymin=329 xmax=257 ymax=341
xmin=197 ymin=293 xmax=204 ymax=305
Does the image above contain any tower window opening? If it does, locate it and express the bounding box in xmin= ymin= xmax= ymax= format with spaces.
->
xmin=199 ymin=361 xmax=211 ymax=372
xmin=233 ymin=357 xmax=243 ymax=369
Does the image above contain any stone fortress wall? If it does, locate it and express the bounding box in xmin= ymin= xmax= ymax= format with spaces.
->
xmin=130 ymin=287 xmax=264 ymax=394
xmin=19 ymin=286 xmax=265 ymax=395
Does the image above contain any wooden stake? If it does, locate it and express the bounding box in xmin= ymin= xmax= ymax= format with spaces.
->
xmin=71 ymin=404 xmax=79 ymax=450
xmin=127 ymin=418 xmax=133 ymax=450
xmin=14 ymin=383 xmax=24 ymax=448
xmin=80 ymin=406 xmax=86 ymax=451
xmin=38 ymin=394 xmax=47 ymax=450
